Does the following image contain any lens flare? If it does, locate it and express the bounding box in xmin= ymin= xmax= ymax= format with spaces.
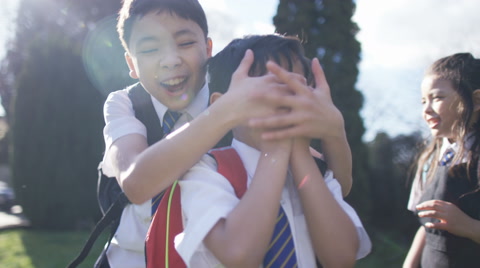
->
xmin=82 ymin=15 xmax=134 ymax=96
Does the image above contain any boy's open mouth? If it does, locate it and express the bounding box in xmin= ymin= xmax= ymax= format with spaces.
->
xmin=160 ymin=77 xmax=188 ymax=93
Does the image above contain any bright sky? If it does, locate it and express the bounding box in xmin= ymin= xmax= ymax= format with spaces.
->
xmin=1 ymin=0 xmax=480 ymax=141
xmin=353 ymin=0 xmax=480 ymax=141
xmin=0 ymin=0 xmax=18 ymax=58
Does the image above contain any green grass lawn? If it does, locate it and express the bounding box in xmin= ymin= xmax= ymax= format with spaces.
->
xmin=0 ymin=227 xmax=408 ymax=268
xmin=0 ymin=228 xmax=108 ymax=268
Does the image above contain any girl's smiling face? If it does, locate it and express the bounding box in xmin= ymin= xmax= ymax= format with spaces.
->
xmin=421 ymin=74 xmax=462 ymax=141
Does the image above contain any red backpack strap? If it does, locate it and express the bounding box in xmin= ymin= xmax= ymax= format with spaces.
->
xmin=145 ymin=147 xmax=247 ymax=268
xmin=146 ymin=181 xmax=185 ymax=268
xmin=209 ymin=147 xmax=247 ymax=198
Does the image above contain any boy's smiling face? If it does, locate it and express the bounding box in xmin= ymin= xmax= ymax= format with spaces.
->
xmin=126 ymin=11 xmax=212 ymax=111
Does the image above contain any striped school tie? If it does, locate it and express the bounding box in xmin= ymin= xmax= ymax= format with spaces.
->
xmin=263 ymin=206 xmax=298 ymax=268
xmin=439 ymin=149 xmax=454 ymax=166
xmin=151 ymin=110 xmax=182 ymax=215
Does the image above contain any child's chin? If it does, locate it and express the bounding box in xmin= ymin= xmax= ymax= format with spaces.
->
xmin=167 ymin=96 xmax=192 ymax=111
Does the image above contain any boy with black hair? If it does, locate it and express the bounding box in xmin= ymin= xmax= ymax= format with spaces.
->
xmin=103 ymin=0 xmax=355 ymax=267
xmin=175 ymin=34 xmax=371 ymax=267
xmin=102 ymin=0 xmax=215 ymax=266
xmin=103 ymin=0 xmax=301 ymax=266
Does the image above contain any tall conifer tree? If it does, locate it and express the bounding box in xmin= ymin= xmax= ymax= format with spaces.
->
xmin=3 ymin=0 xmax=131 ymax=229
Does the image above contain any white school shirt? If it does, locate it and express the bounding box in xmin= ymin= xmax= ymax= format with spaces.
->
xmin=176 ymin=139 xmax=372 ymax=268
xmin=102 ymin=83 xmax=209 ymax=268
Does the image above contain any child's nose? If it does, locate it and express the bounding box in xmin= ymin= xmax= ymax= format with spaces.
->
xmin=160 ymin=51 xmax=182 ymax=70
xmin=422 ymin=101 xmax=433 ymax=114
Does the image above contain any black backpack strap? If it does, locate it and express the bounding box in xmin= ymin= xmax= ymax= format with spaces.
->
xmin=127 ymin=83 xmax=168 ymax=203
xmin=67 ymin=192 xmax=129 ymax=268
xmin=68 ymin=83 xmax=163 ymax=268
xmin=127 ymin=83 xmax=163 ymax=144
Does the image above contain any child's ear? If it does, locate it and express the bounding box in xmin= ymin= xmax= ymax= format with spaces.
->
xmin=206 ymin=37 xmax=213 ymax=58
xmin=125 ymin=52 xmax=139 ymax=79
xmin=209 ymin=92 xmax=223 ymax=106
xmin=473 ymin=89 xmax=480 ymax=112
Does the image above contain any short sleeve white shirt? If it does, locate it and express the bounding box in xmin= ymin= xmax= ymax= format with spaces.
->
xmin=176 ymin=139 xmax=372 ymax=267
xmin=102 ymin=83 xmax=209 ymax=268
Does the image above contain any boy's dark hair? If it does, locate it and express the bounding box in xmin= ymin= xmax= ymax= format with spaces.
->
xmin=117 ymin=0 xmax=209 ymax=52
xmin=208 ymin=34 xmax=312 ymax=95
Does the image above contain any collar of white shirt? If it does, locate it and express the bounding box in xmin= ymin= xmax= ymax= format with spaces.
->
xmin=440 ymin=134 xmax=475 ymax=164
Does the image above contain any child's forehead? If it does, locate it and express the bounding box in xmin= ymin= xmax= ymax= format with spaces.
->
xmin=421 ymin=75 xmax=457 ymax=95
xmin=133 ymin=10 xmax=196 ymax=29
xmin=129 ymin=11 xmax=204 ymax=43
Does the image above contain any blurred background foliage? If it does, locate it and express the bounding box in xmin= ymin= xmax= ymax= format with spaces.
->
xmin=0 ymin=0 xmax=133 ymax=230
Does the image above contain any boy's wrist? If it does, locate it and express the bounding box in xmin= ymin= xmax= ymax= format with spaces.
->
xmin=290 ymin=139 xmax=312 ymax=163
xmin=292 ymin=138 xmax=310 ymax=153
xmin=320 ymin=112 xmax=345 ymax=140
xmin=260 ymin=139 xmax=292 ymax=156
xmin=320 ymin=128 xmax=347 ymax=144
xmin=207 ymin=98 xmax=241 ymax=130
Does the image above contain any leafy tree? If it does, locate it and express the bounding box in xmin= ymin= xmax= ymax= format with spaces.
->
xmin=367 ymin=132 xmax=422 ymax=242
xmin=4 ymin=0 xmax=132 ymax=229
xmin=273 ymin=0 xmax=371 ymax=217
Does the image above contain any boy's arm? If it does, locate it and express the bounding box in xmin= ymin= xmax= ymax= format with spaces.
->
xmin=319 ymin=130 xmax=352 ymax=196
xmin=113 ymin=102 xmax=236 ymax=204
xmin=403 ymin=227 xmax=426 ymax=268
xmin=102 ymin=90 xmax=150 ymax=196
xmin=203 ymin=140 xmax=291 ymax=268
xmin=250 ymin=59 xmax=352 ymax=196
xmin=114 ymin=50 xmax=291 ymax=204
xmin=289 ymin=138 xmax=358 ymax=268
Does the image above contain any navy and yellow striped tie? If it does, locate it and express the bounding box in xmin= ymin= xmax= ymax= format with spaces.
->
xmin=263 ymin=206 xmax=297 ymax=268
xmin=439 ymin=149 xmax=454 ymax=166
xmin=151 ymin=110 xmax=181 ymax=215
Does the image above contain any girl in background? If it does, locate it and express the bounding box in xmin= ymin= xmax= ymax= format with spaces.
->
xmin=404 ymin=53 xmax=480 ymax=268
